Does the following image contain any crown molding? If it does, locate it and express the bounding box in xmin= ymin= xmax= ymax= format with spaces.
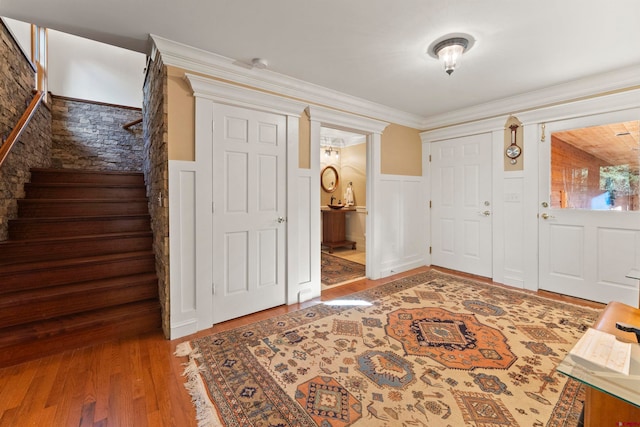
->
xmin=420 ymin=116 xmax=506 ymax=143
xmin=185 ymin=73 xmax=307 ymax=117
xmin=516 ymin=88 xmax=640 ymax=125
xmin=151 ymin=34 xmax=423 ymax=129
xmin=420 ymin=65 xmax=640 ymax=130
xmin=306 ymin=105 xmax=389 ymax=135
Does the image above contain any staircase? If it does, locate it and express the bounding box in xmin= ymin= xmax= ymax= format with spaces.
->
xmin=0 ymin=168 xmax=161 ymax=367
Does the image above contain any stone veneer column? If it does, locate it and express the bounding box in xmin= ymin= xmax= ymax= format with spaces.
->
xmin=0 ymin=19 xmax=52 ymax=241
xmin=142 ymin=51 xmax=170 ymax=337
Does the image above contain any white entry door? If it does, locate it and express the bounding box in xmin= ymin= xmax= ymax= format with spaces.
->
xmin=212 ymin=103 xmax=287 ymax=323
xmin=538 ymin=111 xmax=640 ymax=306
xmin=431 ymin=133 xmax=492 ymax=277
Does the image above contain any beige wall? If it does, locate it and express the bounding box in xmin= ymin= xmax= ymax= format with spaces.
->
xmin=164 ymin=65 xmax=422 ymax=179
xmin=299 ymin=110 xmax=311 ymax=169
xmin=380 ymin=124 xmax=422 ymax=176
xmin=320 ymin=148 xmax=342 ymax=206
xmin=341 ymin=143 xmax=366 ymax=206
xmin=167 ymin=65 xmax=195 ymax=161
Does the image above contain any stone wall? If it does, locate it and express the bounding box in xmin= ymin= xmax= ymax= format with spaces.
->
xmin=0 ymin=19 xmax=52 ymax=241
xmin=0 ymin=19 xmax=34 ymax=143
xmin=143 ymin=51 xmax=170 ymax=337
xmin=50 ymin=96 xmax=143 ymax=171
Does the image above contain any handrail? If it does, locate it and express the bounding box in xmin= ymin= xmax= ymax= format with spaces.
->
xmin=0 ymin=90 xmax=45 ymax=168
xmin=123 ymin=118 xmax=142 ymax=130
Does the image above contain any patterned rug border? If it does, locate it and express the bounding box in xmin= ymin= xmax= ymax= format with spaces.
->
xmin=176 ymin=269 xmax=602 ymax=427
xmin=321 ymin=252 xmax=366 ymax=285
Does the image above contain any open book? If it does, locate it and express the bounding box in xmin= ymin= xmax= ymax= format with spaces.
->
xmin=569 ymin=328 xmax=632 ymax=375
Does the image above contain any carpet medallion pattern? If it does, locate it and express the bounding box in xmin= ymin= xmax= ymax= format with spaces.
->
xmin=178 ymin=271 xmax=600 ymax=427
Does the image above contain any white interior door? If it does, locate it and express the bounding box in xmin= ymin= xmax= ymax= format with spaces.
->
xmin=212 ymin=103 xmax=287 ymax=323
xmin=538 ymin=111 xmax=640 ymax=306
xmin=431 ymin=133 xmax=492 ymax=277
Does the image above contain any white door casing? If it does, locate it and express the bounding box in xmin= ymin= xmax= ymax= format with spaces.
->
xmin=211 ymin=103 xmax=287 ymax=323
xmin=171 ymin=75 xmax=306 ymax=335
xmin=430 ymin=133 xmax=493 ymax=277
xmin=538 ymin=109 xmax=640 ymax=306
xmin=306 ymin=106 xmax=389 ymax=279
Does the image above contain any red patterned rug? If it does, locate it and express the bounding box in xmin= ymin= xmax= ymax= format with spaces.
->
xmin=176 ymin=270 xmax=600 ymax=426
xmin=321 ymin=252 xmax=365 ymax=285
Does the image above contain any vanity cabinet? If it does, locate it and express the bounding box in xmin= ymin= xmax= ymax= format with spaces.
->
xmin=321 ymin=209 xmax=356 ymax=253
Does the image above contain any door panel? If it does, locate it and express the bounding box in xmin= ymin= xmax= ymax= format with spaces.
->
xmin=213 ymin=104 xmax=287 ymax=323
xmin=538 ymin=111 xmax=640 ymax=306
xmin=431 ymin=133 xmax=492 ymax=277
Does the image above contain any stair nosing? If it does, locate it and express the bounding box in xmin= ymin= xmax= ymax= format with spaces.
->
xmin=0 ymin=250 xmax=155 ymax=274
xmin=0 ymin=231 xmax=153 ymax=246
xmin=18 ymin=198 xmax=149 ymax=203
xmin=9 ymin=214 xmax=151 ymax=223
xmin=25 ymin=182 xmax=146 ymax=189
xmin=0 ymin=273 xmax=158 ymax=306
xmin=30 ymin=168 xmax=144 ymax=176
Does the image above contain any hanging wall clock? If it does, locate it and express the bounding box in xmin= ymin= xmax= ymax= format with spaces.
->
xmin=505 ymin=124 xmax=521 ymax=164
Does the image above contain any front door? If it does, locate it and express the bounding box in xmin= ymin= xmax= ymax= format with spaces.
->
xmin=212 ymin=103 xmax=287 ymax=323
xmin=538 ymin=111 xmax=640 ymax=306
xmin=430 ymin=133 xmax=492 ymax=277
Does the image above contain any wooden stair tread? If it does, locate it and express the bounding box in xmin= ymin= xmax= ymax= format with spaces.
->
xmin=10 ymin=213 xmax=150 ymax=223
xmin=25 ymin=182 xmax=145 ymax=188
xmin=0 ymin=230 xmax=152 ymax=246
xmin=0 ymin=250 xmax=154 ymax=274
xmin=18 ymin=198 xmax=149 ymax=203
xmin=30 ymin=168 xmax=144 ymax=176
xmin=0 ymin=272 xmax=158 ymax=304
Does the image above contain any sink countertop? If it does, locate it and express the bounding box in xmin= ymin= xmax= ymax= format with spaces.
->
xmin=321 ymin=206 xmax=357 ymax=211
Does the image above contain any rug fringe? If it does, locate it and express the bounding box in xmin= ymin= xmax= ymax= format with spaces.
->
xmin=176 ymin=342 xmax=224 ymax=427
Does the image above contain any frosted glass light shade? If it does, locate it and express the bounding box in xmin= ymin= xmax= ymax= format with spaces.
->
xmin=433 ymin=37 xmax=469 ymax=75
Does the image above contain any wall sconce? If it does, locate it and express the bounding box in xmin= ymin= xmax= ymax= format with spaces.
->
xmin=429 ymin=34 xmax=474 ymax=76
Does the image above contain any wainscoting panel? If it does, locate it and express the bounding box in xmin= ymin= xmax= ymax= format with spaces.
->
xmin=297 ymin=174 xmax=312 ymax=285
xmin=169 ymin=160 xmax=200 ymax=338
xmin=502 ymin=176 xmax=524 ymax=286
xmin=378 ymin=174 xmax=426 ymax=276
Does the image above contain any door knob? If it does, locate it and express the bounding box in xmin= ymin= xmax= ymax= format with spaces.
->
xmin=479 ymin=210 xmax=491 ymax=216
xmin=540 ymin=213 xmax=555 ymax=220
xmin=277 ymin=217 xmax=287 ymax=223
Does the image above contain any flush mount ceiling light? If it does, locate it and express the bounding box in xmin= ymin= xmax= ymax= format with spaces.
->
xmin=428 ymin=34 xmax=475 ymax=76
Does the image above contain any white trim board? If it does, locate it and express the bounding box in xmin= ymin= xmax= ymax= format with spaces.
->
xmin=153 ymin=33 xmax=640 ymax=132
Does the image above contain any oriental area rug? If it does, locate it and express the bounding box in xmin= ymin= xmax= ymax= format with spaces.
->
xmin=176 ymin=270 xmax=600 ymax=427
xmin=321 ymin=252 xmax=366 ymax=286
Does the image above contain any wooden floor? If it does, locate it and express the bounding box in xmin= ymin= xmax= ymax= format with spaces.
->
xmin=0 ymin=266 xmax=604 ymax=427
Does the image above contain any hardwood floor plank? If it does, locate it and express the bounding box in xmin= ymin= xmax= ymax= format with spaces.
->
xmin=0 ymin=359 xmax=39 ymax=414
xmin=0 ymin=266 xmax=605 ymax=426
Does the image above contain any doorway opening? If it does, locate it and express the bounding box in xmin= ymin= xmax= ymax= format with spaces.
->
xmin=319 ymin=127 xmax=367 ymax=289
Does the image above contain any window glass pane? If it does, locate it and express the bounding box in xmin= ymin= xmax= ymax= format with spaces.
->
xmin=550 ymin=121 xmax=639 ymax=211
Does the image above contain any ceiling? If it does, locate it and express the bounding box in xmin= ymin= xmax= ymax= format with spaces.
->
xmin=2 ymin=0 xmax=640 ymax=121
xmin=553 ymin=121 xmax=640 ymax=169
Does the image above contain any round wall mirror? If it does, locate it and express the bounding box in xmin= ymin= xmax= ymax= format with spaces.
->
xmin=321 ymin=165 xmax=339 ymax=193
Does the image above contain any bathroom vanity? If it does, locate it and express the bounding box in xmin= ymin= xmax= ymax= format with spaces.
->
xmin=321 ymin=208 xmax=356 ymax=253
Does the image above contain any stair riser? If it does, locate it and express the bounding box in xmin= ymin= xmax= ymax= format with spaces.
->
xmin=18 ymin=201 xmax=149 ymax=217
xmin=30 ymin=171 xmax=145 ymax=185
xmin=0 ymin=281 xmax=158 ymax=328
xmin=0 ymin=235 xmax=153 ymax=265
xmin=25 ymin=186 xmax=147 ymax=199
xmin=0 ymin=303 xmax=161 ymax=367
xmin=0 ymin=256 xmax=156 ymax=292
xmin=8 ymin=217 xmax=151 ymax=239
